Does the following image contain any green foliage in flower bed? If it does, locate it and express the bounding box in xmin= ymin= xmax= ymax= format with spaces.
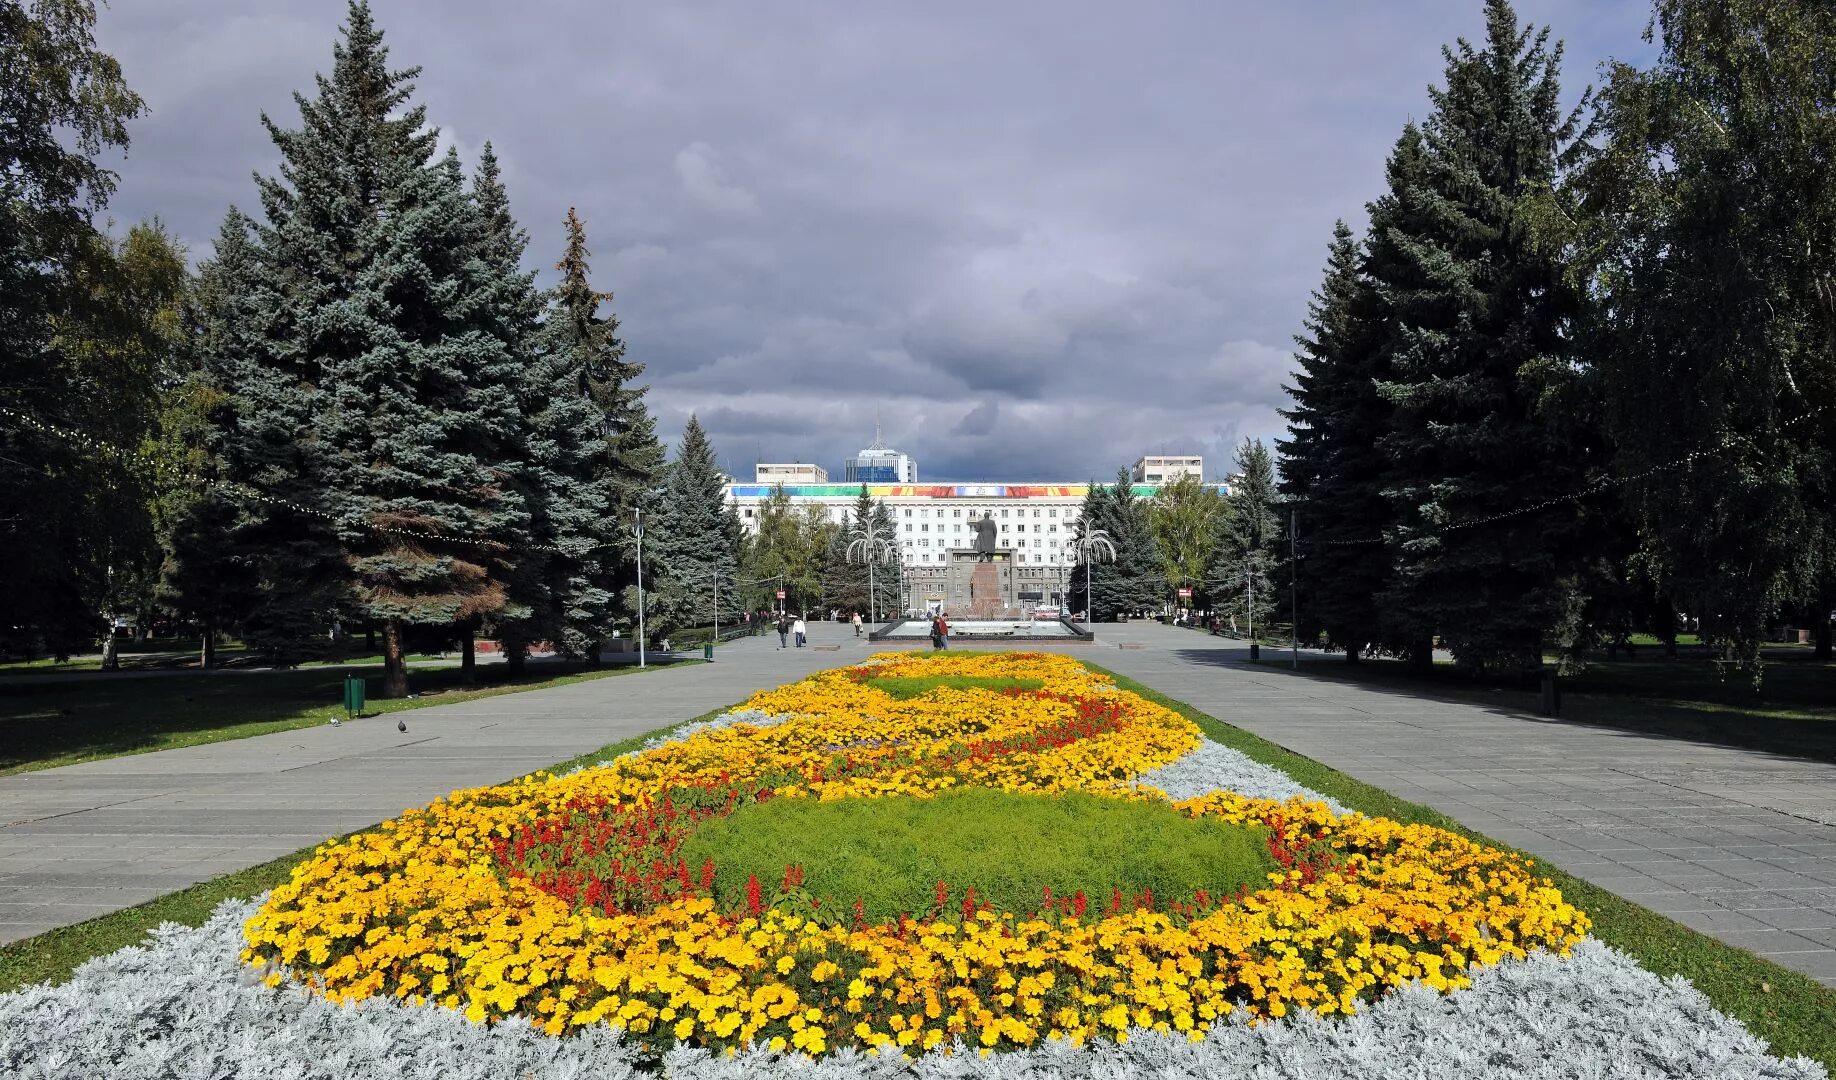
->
xmin=864 ymin=674 xmax=1043 ymax=699
xmin=679 ymin=787 xmax=1276 ymax=922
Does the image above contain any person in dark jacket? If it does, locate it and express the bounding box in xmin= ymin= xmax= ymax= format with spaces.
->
xmin=776 ymin=614 xmax=790 ymax=649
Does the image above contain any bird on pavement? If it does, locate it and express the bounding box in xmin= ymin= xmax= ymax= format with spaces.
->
xmin=398 ymin=719 xmax=407 ymax=733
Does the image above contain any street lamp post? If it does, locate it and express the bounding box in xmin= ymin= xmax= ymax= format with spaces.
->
xmin=846 ymin=517 xmax=896 ymax=626
xmin=1062 ymin=529 xmax=1116 ymax=626
xmin=632 ymin=507 xmax=646 ymax=670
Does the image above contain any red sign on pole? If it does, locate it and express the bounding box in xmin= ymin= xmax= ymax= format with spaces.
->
xmin=775 ymin=589 xmax=786 ymax=600
xmin=1176 ymin=587 xmax=1192 ymax=599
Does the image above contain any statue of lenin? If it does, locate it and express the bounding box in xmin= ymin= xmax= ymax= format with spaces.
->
xmin=971 ymin=512 xmax=999 ymax=561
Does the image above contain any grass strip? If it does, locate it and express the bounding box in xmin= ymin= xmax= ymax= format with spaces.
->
xmin=1089 ymin=663 xmax=1836 ymax=1072
xmin=865 ymin=674 xmax=1043 ymax=699
xmin=0 ymin=703 xmax=730 ymax=994
xmin=681 ymin=787 xmax=1274 ymax=921
xmin=0 ymin=659 xmax=698 ymax=776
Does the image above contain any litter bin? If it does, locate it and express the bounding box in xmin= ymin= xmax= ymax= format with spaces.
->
xmin=342 ymin=675 xmax=366 ymax=719
xmin=703 ymin=641 xmax=715 ymax=661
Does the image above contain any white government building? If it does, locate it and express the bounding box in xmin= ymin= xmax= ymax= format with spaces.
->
xmin=724 ymin=435 xmax=1216 ymax=611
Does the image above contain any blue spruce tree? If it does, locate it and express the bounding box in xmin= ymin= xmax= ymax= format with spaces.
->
xmin=219 ymin=2 xmax=536 ymax=695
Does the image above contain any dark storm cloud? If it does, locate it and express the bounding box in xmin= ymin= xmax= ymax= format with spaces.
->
xmin=92 ymin=0 xmax=1651 ymax=482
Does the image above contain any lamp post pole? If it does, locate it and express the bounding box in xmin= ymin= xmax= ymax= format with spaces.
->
xmin=1290 ymin=508 xmax=1299 ymax=670
xmin=848 ymin=518 xmax=894 ymax=627
xmin=633 ymin=507 xmax=646 ymax=670
xmin=1247 ymin=561 xmax=1256 ymax=661
xmin=1063 ymin=530 xmax=1115 ymax=626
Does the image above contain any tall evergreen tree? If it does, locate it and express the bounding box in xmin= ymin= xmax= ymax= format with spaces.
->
xmin=464 ymin=150 xmax=619 ymax=668
xmin=1372 ymin=0 xmax=1594 ymax=676
xmin=1278 ymin=220 xmax=1397 ymax=661
xmin=548 ymin=207 xmax=662 ymax=639
xmin=218 ymin=2 xmax=535 ymax=695
xmin=819 ymin=486 xmax=878 ymax=617
xmin=1585 ymin=0 xmax=1836 ymax=672
xmin=1073 ymin=471 xmax=1161 ymax=620
xmin=651 ymin=416 xmax=743 ymax=636
xmin=869 ymin=498 xmax=902 ymax=617
xmin=193 ymin=209 xmax=349 ymax=661
xmin=1211 ymin=439 xmax=1282 ymax=636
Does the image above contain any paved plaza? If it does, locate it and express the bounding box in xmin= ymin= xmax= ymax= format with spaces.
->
xmin=2 ymin=622 xmax=1833 ymax=988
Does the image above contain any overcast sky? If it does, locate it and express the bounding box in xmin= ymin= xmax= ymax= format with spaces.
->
xmin=93 ymin=1 xmax=1653 ymax=482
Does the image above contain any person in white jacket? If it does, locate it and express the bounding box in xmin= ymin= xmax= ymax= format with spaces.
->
xmin=792 ymin=615 xmax=807 ymax=648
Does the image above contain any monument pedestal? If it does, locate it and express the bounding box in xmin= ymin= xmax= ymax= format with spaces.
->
xmin=944 ymin=549 xmax=1018 ymax=618
xmin=968 ymin=562 xmax=1005 ymax=619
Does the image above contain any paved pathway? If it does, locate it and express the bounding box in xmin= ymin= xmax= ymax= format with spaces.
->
xmin=1084 ymin=623 xmax=1836 ymax=987
xmin=0 ymin=625 xmax=869 ymax=944
xmin=4 ymin=622 xmax=1834 ymax=990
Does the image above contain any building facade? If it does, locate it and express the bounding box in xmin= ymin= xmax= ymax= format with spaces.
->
xmin=844 ymin=431 xmax=918 ymax=483
xmin=753 ymin=462 xmax=828 ymax=483
xmin=1131 ymin=455 xmax=1204 ymax=484
xmin=723 ymin=480 xmax=1222 ymax=615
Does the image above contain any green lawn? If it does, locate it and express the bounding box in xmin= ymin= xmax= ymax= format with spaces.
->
xmin=0 ymin=659 xmax=684 ymax=776
xmin=865 ymin=674 xmax=1043 ymax=699
xmin=1087 ymin=663 xmax=1836 ymax=1072
xmin=0 ymin=638 xmax=449 ymax=676
xmin=1247 ymin=650 xmax=1836 ymax=760
xmin=681 ymin=787 xmax=1274 ymax=922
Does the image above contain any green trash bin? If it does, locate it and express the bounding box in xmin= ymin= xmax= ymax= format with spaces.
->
xmin=342 ymin=675 xmax=366 ymax=719
xmin=703 ymin=641 xmax=715 ymax=661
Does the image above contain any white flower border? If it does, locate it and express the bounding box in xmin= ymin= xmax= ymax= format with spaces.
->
xmin=2 ymin=708 xmax=1825 ymax=1079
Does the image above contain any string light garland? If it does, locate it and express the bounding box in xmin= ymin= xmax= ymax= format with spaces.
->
xmin=0 ymin=404 xmax=571 ymax=555
xmin=1310 ymin=404 xmax=1833 ymax=549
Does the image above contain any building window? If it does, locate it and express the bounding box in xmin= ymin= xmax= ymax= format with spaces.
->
xmin=744 ymin=509 xmax=754 ymax=518
xmin=904 ymin=508 xmax=913 ymax=517
xmin=1033 ymin=509 xmax=1041 ymax=518
xmin=904 ymin=539 xmax=913 ymax=547
xmin=1001 ymin=523 xmax=1010 ymax=531
xmin=1001 ymin=509 xmax=1010 ymax=518
xmin=953 ymin=509 xmax=962 ymax=518
xmin=920 ymin=538 xmax=929 ymax=547
xmin=904 ymin=523 xmax=913 ymax=532
xmin=921 ymin=524 xmax=929 ymax=532
xmin=1049 ymin=509 xmax=1057 ymax=518
xmin=1049 ymin=524 xmax=1058 ymax=533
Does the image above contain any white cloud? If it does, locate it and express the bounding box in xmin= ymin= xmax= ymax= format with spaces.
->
xmin=672 ymin=141 xmax=760 ymax=217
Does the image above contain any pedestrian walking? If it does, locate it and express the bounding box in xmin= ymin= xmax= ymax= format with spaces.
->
xmin=930 ymin=613 xmax=950 ymax=650
xmin=852 ymin=611 xmax=863 ymax=637
xmin=793 ymin=614 xmax=807 ymax=648
xmin=777 ymin=613 xmax=790 ymax=649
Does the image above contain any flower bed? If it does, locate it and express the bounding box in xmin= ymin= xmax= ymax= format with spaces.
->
xmin=242 ymin=653 xmax=1590 ymax=1058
